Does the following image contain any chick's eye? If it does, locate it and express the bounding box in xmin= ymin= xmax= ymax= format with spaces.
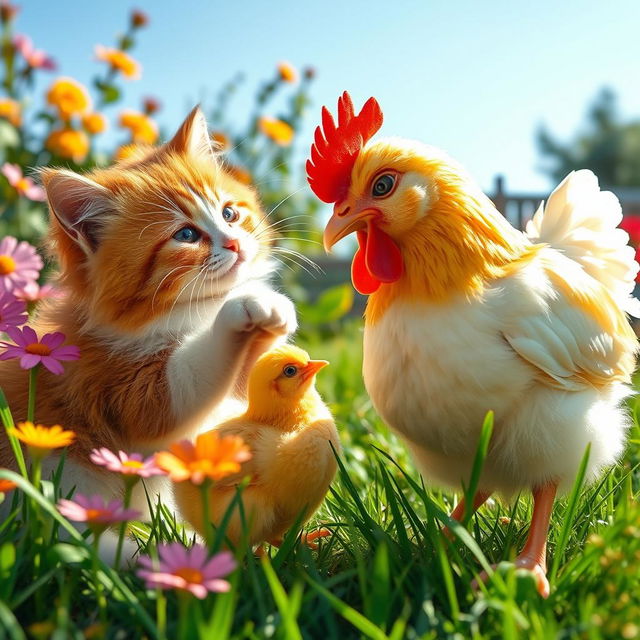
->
xmin=222 ymin=206 xmax=239 ymax=223
xmin=283 ymin=365 xmax=298 ymax=378
xmin=173 ymin=226 xmax=201 ymax=243
xmin=372 ymin=173 xmax=396 ymax=198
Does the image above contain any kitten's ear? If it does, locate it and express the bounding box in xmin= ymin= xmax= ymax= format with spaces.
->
xmin=166 ymin=105 xmax=215 ymax=161
xmin=41 ymin=169 xmax=113 ymax=255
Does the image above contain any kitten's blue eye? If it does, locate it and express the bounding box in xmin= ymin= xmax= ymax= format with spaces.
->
xmin=283 ymin=365 xmax=298 ymax=378
xmin=222 ymin=206 xmax=239 ymax=223
xmin=173 ymin=227 xmax=201 ymax=243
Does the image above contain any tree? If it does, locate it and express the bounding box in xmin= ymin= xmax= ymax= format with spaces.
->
xmin=537 ymin=88 xmax=640 ymax=187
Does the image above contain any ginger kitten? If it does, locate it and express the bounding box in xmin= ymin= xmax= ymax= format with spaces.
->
xmin=0 ymin=107 xmax=297 ymax=558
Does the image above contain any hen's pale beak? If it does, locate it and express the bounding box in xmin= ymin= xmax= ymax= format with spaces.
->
xmin=301 ymin=359 xmax=329 ymax=381
xmin=323 ymin=207 xmax=378 ymax=252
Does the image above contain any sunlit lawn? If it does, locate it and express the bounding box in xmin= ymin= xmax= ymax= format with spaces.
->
xmin=1 ymin=319 xmax=639 ymax=639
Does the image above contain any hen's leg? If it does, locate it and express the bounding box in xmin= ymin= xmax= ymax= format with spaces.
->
xmin=450 ymin=491 xmax=491 ymax=522
xmin=514 ymin=482 xmax=557 ymax=598
xmin=443 ymin=491 xmax=491 ymax=538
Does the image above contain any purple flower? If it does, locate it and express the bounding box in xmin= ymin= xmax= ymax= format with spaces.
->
xmin=13 ymin=281 xmax=63 ymax=303
xmin=137 ymin=543 xmax=236 ymax=599
xmin=0 ymin=236 xmax=43 ymax=294
xmin=0 ymin=291 xmax=27 ymax=331
xmin=0 ymin=326 xmax=80 ymax=374
xmin=90 ymin=447 xmax=166 ymax=479
xmin=57 ymin=493 xmax=141 ymax=527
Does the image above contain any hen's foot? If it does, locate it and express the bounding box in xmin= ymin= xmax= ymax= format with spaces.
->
xmin=301 ymin=528 xmax=331 ymax=550
xmin=472 ymin=556 xmax=549 ymax=598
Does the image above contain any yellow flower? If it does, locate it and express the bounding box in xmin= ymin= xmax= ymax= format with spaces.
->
xmin=95 ymin=45 xmax=141 ymax=80
xmin=0 ymin=98 xmax=21 ymax=126
xmin=277 ymin=61 xmax=298 ymax=84
xmin=9 ymin=422 xmax=76 ymax=458
xmin=211 ymin=130 xmax=230 ymax=151
xmin=119 ymin=110 xmax=158 ymax=144
xmin=45 ymin=128 xmax=90 ymax=163
xmin=81 ymin=112 xmax=107 ymax=135
xmin=258 ymin=116 xmax=294 ymax=146
xmin=46 ymin=77 xmax=91 ymax=119
xmin=155 ymin=431 xmax=252 ymax=485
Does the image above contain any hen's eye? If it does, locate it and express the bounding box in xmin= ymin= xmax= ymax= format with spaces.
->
xmin=222 ymin=206 xmax=239 ymax=223
xmin=283 ymin=365 xmax=298 ymax=378
xmin=173 ymin=226 xmax=201 ymax=243
xmin=371 ymin=173 xmax=396 ymax=198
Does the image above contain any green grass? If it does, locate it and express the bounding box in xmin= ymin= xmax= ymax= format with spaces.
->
xmin=1 ymin=319 xmax=640 ymax=639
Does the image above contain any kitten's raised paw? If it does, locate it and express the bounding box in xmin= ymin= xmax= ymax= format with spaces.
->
xmin=219 ymin=291 xmax=297 ymax=337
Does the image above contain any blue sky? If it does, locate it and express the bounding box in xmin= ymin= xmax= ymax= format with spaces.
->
xmin=22 ymin=0 xmax=640 ymax=194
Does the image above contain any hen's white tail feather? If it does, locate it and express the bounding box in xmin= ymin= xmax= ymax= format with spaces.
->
xmin=526 ymin=170 xmax=640 ymax=316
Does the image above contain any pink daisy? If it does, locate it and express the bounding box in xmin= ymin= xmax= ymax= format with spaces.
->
xmin=13 ymin=281 xmax=63 ymax=303
xmin=1 ymin=163 xmax=46 ymax=201
xmin=0 ymin=236 xmax=43 ymax=294
xmin=13 ymin=34 xmax=56 ymax=70
xmin=0 ymin=326 xmax=80 ymax=374
xmin=57 ymin=494 xmax=140 ymax=529
xmin=90 ymin=447 xmax=166 ymax=479
xmin=0 ymin=291 xmax=27 ymax=331
xmin=137 ymin=543 xmax=236 ymax=599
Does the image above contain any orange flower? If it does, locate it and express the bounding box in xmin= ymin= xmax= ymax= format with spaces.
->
xmin=82 ymin=112 xmax=108 ymax=135
xmin=46 ymin=77 xmax=91 ymax=119
xmin=95 ymin=45 xmax=141 ymax=80
xmin=155 ymin=431 xmax=251 ymax=485
xmin=9 ymin=421 xmax=75 ymax=458
xmin=45 ymin=128 xmax=90 ymax=163
xmin=226 ymin=165 xmax=252 ymax=185
xmin=277 ymin=61 xmax=298 ymax=84
xmin=211 ymin=131 xmax=230 ymax=151
xmin=131 ymin=9 xmax=149 ymax=28
xmin=258 ymin=116 xmax=294 ymax=146
xmin=119 ymin=110 xmax=158 ymax=144
xmin=0 ymin=98 xmax=21 ymax=126
xmin=0 ymin=477 xmax=17 ymax=494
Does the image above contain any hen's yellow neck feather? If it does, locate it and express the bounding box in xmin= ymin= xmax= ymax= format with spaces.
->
xmin=366 ymin=180 xmax=536 ymax=325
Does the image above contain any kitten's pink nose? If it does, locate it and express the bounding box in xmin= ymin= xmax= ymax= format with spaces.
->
xmin=223 ymin=238 xmax=240 ymax=253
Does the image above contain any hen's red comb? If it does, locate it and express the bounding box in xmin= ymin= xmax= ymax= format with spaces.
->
xmin=306 ymin=91 xmax=383 ymax=204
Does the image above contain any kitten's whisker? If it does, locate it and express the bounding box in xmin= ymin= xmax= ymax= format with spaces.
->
xmin=272 ymin=246 xmax=323 ymax=270
xmin=166 ymin=264 xmax=207 ymax=329
xmin=187 ymin=263 xmax=209 ymax=328
xmin=151 ymin=265 xmax=193 ymax=311
xmin=138 ymin=219 xmax=177 ymax=239
xmin=253 ymin=188 xmax=307 ymax=234
xmin=270 ymin=236 xmax=322 ymax=246
xmin=270 ymin=255 xmax=296 ymax=274
xmin=271 ymin=251 xmax=321 ymax=278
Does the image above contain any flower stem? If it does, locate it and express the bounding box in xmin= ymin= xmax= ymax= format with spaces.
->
xmin=114 ymin=479 xmax=135 ymax=570
xmin=177 ymin=591 xmax=192 ymax=640
xmin=156 ymin=588 xmax=167 ymax=640
xmin=91 ymin=533 xmax=108 ymax=633
xmin=199 ymin=479 xmax=213 ymax=549
xmin=27 ymin=365 xmax=39 ymax=423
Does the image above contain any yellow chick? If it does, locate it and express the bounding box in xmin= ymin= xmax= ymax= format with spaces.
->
xmin=175 ymin=344 xmax=339 ymax=547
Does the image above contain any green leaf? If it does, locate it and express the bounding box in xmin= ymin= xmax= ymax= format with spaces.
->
xmin=300 ymin=284 xmax=354 ymax=325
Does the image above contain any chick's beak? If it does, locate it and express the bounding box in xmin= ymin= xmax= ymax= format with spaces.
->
xmin=323 ymin=205 xmax=378 ymax=252
xmin=301 ymin=359 xmax=329 ymax=381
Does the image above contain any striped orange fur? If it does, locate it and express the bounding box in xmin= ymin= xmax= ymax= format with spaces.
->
xmin=0 ymin=107 xmax=277 ymax=471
